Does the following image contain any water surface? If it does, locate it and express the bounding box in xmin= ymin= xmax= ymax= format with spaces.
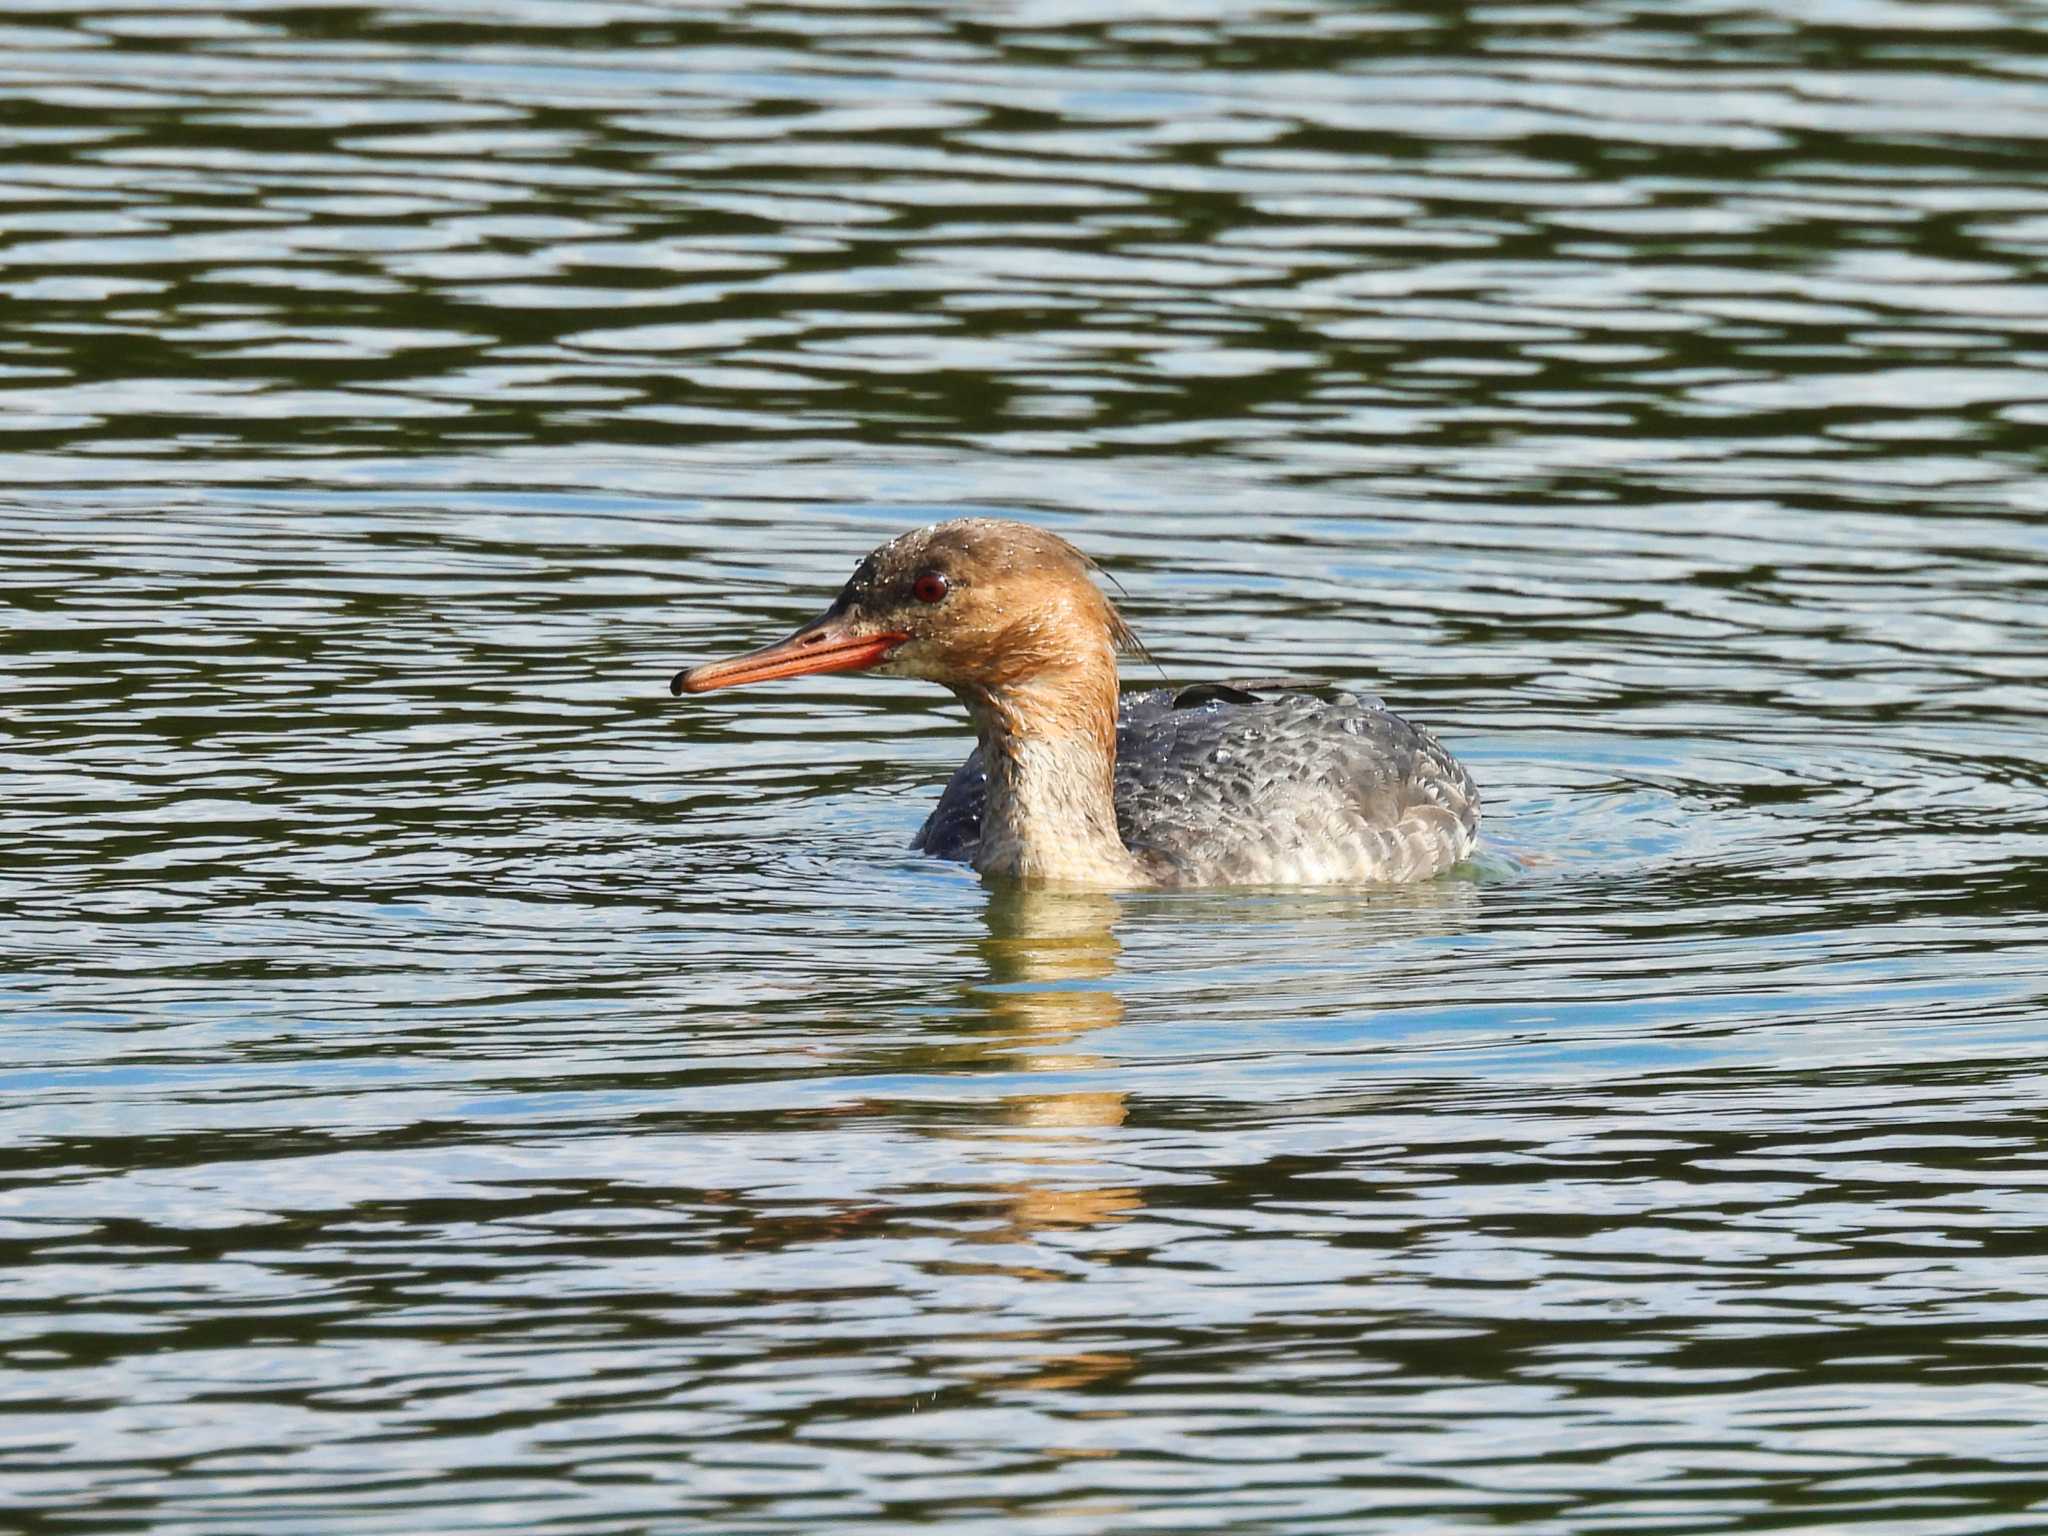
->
xmin=5 ymin=2 xmax=2048 ymax=1531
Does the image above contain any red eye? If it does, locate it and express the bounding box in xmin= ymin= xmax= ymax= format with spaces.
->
xmin=912 ymin=571 xmax=949 ymax=604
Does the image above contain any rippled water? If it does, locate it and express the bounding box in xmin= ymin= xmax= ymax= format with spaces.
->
xmin=7 ymin=2 xmax=2048 ymax=1531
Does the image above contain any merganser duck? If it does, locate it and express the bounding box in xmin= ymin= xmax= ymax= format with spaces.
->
xmin=673 ymin=518 xmax=1479 ymax=888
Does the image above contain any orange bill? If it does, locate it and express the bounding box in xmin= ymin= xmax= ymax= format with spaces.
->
xmin=672 ymin=614 xmax=909 ymax=696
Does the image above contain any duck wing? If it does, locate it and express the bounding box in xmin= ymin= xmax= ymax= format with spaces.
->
xmin=914 ymin=683 xmax=1479 ymax=886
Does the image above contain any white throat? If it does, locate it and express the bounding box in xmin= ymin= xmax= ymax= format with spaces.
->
xmin=961 ymin=682 xmax=1144 ymax=887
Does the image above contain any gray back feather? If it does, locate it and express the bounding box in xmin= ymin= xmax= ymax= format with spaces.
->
xmin=914 ymin=683 xmax=1479 ymax=887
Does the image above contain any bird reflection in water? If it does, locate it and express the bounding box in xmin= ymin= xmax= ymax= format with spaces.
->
xmin=947 ymin=882 xmax=1139 ymax=1397
xmin=967 ymin=883 xmax=1137 ymax=1233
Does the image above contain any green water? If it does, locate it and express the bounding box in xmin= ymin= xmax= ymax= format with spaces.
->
xmin=5 ymin=3 xmax=2048 ymax=1531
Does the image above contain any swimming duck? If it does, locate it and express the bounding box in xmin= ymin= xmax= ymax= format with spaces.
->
xmin=674 ymin=518 xmax=1478 ymax=887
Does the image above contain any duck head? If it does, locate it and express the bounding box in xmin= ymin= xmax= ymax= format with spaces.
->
xmin=672 ymin=517 xmax=1136 ymax=698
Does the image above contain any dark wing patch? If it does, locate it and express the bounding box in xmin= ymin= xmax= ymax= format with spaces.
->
xmin=1172 ymin=681 xmax=1266 ymax=708
xmin=911 ymin=750 xmax=987 ymax=859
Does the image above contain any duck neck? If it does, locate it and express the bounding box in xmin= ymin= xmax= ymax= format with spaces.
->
xmin=958 ymin=657 xmax=1143 ymax=887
